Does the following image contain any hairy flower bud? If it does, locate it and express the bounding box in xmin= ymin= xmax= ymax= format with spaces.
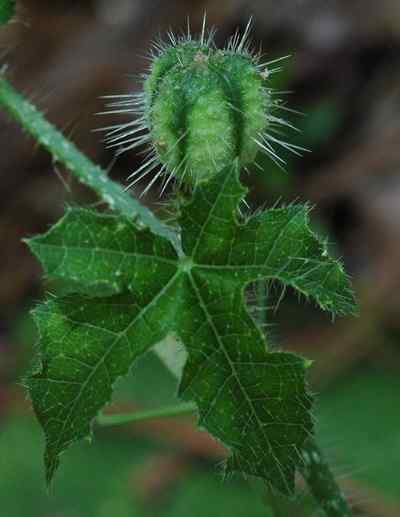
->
xmin=146 ymin=40 xmax=269 ymax=185
xmin=100 ymin=19 xmax=299 ymax=193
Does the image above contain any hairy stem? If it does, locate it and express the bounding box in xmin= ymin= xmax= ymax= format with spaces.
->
xmin=300 ymin=438 xmax=352 ymax=517
xmin=97 ymin=402 xmax=197 ymax=427
xmin=0 ymin=72 xmax=182 ymax=384
xmin=0 ymin=72 xmax=176 ymax=244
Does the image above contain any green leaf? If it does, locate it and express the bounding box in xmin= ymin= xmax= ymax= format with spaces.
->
xmin=0 ymin=0 xmax=15 ymax=24
xmin=26 ymin=164 xmax=356 ymax=492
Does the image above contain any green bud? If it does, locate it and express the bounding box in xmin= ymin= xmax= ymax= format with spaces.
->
xmin=100 ymin=20 xmax=297 ymax=193
xmin=146 ymin=41 xmax=269 ymax=185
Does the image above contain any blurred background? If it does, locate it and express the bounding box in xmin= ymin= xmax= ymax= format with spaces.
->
xmin=1 ymin=1 xmax=400 ymax=515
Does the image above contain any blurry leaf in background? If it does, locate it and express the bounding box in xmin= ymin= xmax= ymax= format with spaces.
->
xmin=0 ymin=415 xmax=272 ymax=517
xmin=2 ymin=355 xmax=400 ymax=516
xmin=0 ymin=0 xmax=15 ymax=24
xmin=318 ymin=368 xmax=400 ymax=503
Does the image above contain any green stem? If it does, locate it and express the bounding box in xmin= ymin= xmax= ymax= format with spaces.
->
xmin=0 ymin=72 xmax=176 ymax=245
xmin=300 ymin=438 xmax=352 ymax=517
xmin=97 ymin=402 xmax=197 ymax=427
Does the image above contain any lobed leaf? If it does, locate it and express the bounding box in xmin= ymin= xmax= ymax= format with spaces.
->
xmin=27 ymin=163 xmax=356 ymax=492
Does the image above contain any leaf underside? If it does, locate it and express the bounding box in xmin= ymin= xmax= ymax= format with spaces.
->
xmin=27 ymin=163 xmax=356 ymax=492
